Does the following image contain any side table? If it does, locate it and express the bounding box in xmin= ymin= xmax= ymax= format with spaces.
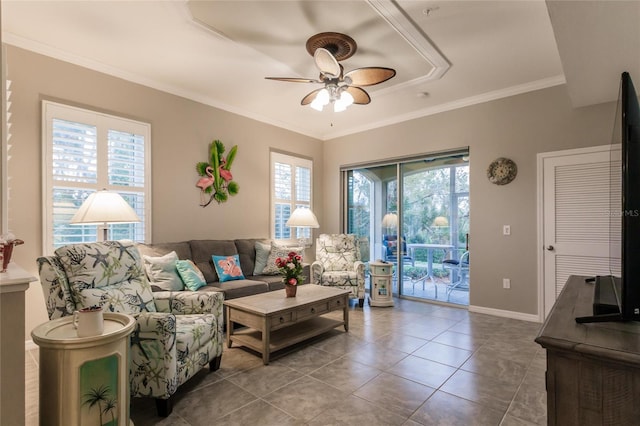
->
xmin=31 ymin=313 xmax=136 ymax=426
xmin=369 ymin=261 xmax=394 ymax=307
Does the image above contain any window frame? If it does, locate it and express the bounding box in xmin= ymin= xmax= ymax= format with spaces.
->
xmin=42 ymin=100 xmax=151 ymax=254
xmin=270 ymin=151 xmax=313 ymax=243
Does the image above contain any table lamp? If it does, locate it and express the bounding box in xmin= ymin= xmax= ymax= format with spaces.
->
xmin=70 ymin=189 xmax=140 ymax=241
xmin=382 ymin=213 xmax=398 ymax=234
xmin=286 ymin=207 xmax=319 ymax=247
xmin=432 ymin=216 xmax=449 ymax=227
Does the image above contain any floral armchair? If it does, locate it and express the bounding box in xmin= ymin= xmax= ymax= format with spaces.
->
xmin=311 ymin=234 xmax=365 ymax=307
xmin=37 ymin=240 xmax=224 ymax=417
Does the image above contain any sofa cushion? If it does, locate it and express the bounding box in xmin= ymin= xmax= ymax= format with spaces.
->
xmin=213 ymin=279 xmax=269 ymax=300
xmin=212 ymin=254 xmax=245 ymax=282
xmin=253 ymin=274 xmax=287 ymax=291
xmin=234 ymin=238 xmax=262 ymax=277
xmin=143 ymin=251 xmax=184 ymax=291
xmin=190 ymin=240 xmax=237 ymax=283
xmin=137 ymin=241 xmax=192 ymax=261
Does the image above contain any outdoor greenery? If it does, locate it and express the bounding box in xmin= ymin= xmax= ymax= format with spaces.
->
xmin=348 ymin=161 xmax=469 ymax=266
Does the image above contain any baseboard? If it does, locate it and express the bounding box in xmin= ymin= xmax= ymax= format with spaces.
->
xmin=25 ymin=339 xmax=37 ymax=351
xmin=468 ymin=304 xmax=542 ymax=323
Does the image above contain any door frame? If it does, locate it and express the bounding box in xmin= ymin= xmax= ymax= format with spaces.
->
xmin=536 ymin=144 xmax=615 ymax=322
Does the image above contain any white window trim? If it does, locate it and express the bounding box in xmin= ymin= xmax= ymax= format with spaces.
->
xmin=41 ymin=100 xmax=152 ymax=254
xmin=270 ymin=151 xmax=313 ymax=243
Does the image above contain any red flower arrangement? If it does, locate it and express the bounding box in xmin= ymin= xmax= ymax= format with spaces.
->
xmin=275 ymin=252 xmax=304 ymax=286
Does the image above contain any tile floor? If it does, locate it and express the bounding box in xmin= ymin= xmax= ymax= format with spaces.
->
xmin=25 ymin=297 xmax=546 ymax=426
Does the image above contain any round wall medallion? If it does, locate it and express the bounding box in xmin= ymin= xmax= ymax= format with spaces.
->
xmin=487 ymin=157 xmax=517 ymax=185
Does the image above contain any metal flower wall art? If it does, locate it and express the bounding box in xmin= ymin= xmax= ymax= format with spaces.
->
xmin=196 ymin=140 xmax=239 ymax=207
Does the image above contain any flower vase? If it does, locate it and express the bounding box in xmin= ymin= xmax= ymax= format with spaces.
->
xmin=0 ymin=239 xmax=24 ymax=272
xmin=285 ymin=284 xmax=297 ymax=297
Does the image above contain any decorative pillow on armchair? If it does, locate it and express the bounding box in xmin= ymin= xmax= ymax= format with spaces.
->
xmin=212 ymin=254 xmax=245 ymax=282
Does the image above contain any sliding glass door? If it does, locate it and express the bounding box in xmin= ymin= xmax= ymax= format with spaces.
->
xmin=344 ymin=151 xmax=470 ymax=305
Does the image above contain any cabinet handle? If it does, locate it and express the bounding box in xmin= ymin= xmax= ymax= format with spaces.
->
xmin=279 ymin=316 xmax=284 ymax=323
xmin=311 ymin=307 xmax=315 ymax=314
xmin=546 ymin=245 xmax=554 ymax=251
xmin=336 ymin=300 xmax=341 ymax=305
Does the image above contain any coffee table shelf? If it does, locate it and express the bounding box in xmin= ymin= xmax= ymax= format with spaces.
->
xmin=230 ymin=316 xmax=344 ymax=354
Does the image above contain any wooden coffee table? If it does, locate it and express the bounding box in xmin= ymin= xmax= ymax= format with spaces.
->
xmin=224 ymin=284 xmax=350 ymax=364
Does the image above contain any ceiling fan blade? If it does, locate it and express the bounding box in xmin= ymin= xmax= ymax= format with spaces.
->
xmin=345 ymin=86 xmax=371 ymax=105
xmin=265 ymin=77 xmax=321 ymax=83
xmin=314 ymin=48 xmax=341 ymax=79
xmin=301 ymin=88 xmax=322 ymax=106
xmin=344 ymin=67 xmax=396 ymax=86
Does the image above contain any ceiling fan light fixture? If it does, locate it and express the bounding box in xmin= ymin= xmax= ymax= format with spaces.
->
xmin=310 ymin=88 xmax=330 ymax=111
xmin=268 ymin=32 xmax=395 ymax=112
xmin=333 ymin=90 xmax=354 ymax=112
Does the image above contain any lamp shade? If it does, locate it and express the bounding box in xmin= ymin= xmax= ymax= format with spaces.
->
xmin=382 ymin=213 xmax=398 ymax=228
xmin=433 ymin=216 xmax=449 ymax=227
xmin=286 ymin=207 xmax=319 ymax=228
xmin=70 ymin=190 xmax=140 ymax=225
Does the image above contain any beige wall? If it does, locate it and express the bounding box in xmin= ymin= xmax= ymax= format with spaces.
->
xmin=4 ymin=44 xmax=619 ymax=337
xmin=4 ymin=46 xmax=323 ymax=339
xmin=323 ymin=85 xmax=615 ymax=317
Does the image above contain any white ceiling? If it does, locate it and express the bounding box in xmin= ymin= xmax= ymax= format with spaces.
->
xmin=1 ymin=1 xmax=637 ymax=141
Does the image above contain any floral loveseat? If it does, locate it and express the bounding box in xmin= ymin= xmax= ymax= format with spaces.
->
xmin=37 ymin=240 xmax=223 ymax=417
xmin=312 ymin=234 xmax=366 ymax=307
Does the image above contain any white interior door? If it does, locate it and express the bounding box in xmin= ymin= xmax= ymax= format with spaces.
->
xmin=540 ymin=145 xmax=621 ymax=318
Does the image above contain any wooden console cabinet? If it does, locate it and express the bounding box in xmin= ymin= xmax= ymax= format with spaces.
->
xmin=536 ymin=275 xmax=640 ymax=425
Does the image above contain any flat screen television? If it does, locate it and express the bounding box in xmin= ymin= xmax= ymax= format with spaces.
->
xmin=576 ymin=71 xmax=640 ymax=323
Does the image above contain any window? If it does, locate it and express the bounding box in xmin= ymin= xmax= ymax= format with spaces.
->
xmin=42 ymin=101 xmax=151 ymax=253
xmin=270 ymin=151 xmax=313 ymax=241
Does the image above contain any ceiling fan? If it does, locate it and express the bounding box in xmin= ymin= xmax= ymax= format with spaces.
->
xmin=265 ymin=32 xmax=396 ymax=112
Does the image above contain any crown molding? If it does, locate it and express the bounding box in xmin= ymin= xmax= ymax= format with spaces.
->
xmin=2 ymin=31 xmax=566 ymax=142
xmin=1 ymin=32 xmax=320 ymax=140
xmin=321 ymin=75 xmax=566 ymax=140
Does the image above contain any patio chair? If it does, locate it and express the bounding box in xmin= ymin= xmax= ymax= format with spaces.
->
xmin=443 ymin=250 xmax=470 ymax=300
xmin=382 ymin=234 xmax=414 ymax=266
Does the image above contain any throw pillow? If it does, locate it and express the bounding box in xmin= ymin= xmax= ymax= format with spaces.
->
xmin=212 ymin=254 xmax=246 ymax=282
xmin=176 ymin=260 xmax=207 ymax=291
xmin=253 ymin=240 xmax=271 ymax=275
xmin=142 ymin=251 xmax=184 ymax=291
xmin=262 ymin=242 xmax=304 ymax=275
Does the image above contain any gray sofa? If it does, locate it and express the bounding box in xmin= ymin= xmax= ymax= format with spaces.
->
xmin=136 ymin=239 xmax=310 ymax=301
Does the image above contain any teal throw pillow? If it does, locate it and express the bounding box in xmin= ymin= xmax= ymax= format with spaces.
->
xmin=176 ymin=260 xmax=207 ymax=291
xmin=212 ymin=254 xmax=246 ymax=282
